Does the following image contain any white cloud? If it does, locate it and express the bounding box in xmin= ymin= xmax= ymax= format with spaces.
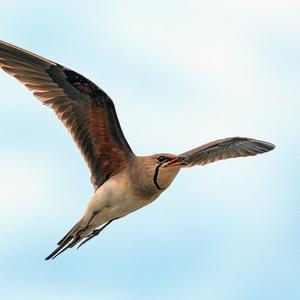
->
xmin=0 ymin=154 xmax=56 ymax=233
xmin=82 ymin=0 xmax=299 ymax=152
xmin=101 ymin=0 xmax=300 ymax=77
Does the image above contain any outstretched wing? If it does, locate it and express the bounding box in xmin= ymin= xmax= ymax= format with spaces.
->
xmin=0 ymin=40 xmax=134 ymax=189
xmin=180 ymin=137 xmax=275 ymax=167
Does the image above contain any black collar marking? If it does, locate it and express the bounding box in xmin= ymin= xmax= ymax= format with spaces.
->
xmin=153 ymin=164 xmax=164 ymax=190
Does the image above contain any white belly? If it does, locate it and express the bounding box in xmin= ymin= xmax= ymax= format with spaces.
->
xmin=82 ymin=172 xmax=158 ymax=229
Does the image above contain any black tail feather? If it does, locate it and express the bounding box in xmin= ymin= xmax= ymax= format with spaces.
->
xmin=47 ymin=236 xmax=82 ymax=260
xmin=57 ymin=220 xmax=81 ymax=245
xmin=45 ymin=218 xmax=118 ymax=260
xmin=45 ymin=236 xmax=73 ymax=260
xmin=45 ymin=220 xmax=83 ymax=260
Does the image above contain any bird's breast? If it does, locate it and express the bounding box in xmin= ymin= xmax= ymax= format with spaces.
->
xmin=88 ymin=172 xmax=158 ymax=222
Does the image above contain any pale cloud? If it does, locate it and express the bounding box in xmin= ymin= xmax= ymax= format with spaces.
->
xmin=0 ymin=154 xmax=55 ymax=233
xmin=88 ymin=0 xmax=299 ymax=149
xmin=101 ymin=0 xmax=300 ymax=76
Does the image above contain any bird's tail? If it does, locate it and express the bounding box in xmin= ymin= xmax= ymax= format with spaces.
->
xmin=45 ymin=218 xmax=89 ymax=260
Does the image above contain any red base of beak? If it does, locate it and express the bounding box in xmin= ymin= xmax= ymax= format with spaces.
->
xmin=165 ymin=156 xmax=188 ymax=167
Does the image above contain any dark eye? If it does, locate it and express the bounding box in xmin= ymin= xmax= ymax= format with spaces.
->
xmin=157 ymin=155 xmax=167 ymax=163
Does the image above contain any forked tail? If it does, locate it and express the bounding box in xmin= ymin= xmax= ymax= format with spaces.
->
xmin=45 ymin=219 xmax=85 ymax=260
xmin=45 ymin=218 xmax=116 ymax=260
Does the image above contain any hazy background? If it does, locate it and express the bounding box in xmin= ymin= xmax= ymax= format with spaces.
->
xmin=0 ymin=1 xmax=299 ymax=299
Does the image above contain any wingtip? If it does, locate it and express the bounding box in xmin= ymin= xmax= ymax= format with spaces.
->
xmin=255 ymin=139 xmax=276 ymax=151
xmin=269 ymin=143 xmax=276 ymax=150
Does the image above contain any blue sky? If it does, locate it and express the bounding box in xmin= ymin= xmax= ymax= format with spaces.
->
xmin=0 ymin=1 xmax=299 ymax=299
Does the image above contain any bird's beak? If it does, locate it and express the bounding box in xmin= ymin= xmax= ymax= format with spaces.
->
xmin=164 ymin=156 xmax=189 ymax=167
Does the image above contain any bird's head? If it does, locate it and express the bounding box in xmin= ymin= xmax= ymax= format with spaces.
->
xmin=153 ymin=153 xmax=189 ymax=190
xmin=133 ymin=154 xmax=188 ymax=193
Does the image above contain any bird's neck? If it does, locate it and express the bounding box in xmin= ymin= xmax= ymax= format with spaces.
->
xmin=128 ymin=157 xmax=161 ymax=200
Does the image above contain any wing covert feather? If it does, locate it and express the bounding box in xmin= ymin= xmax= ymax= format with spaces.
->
xmin=0 ymin=40 xmax=134 ymax=189
xmin=180 ymin=137 xmax=275 ymax=167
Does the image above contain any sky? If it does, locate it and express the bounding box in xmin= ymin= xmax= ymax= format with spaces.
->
xmin=0 ymin=1 xmax=299 ymax=299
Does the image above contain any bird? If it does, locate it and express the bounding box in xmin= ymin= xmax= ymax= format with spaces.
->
xmin=0 ymin=40 xmax=275 ymax=260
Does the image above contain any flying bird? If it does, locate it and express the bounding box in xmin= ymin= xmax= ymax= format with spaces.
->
xmin=0 ymin=40 xmax=275 ymax=260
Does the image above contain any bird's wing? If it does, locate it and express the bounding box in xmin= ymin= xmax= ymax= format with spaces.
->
xmin=180 ymin=137 xmax=275 ymax=167
xmin=0 ymin=40 xmax=134 ymax=189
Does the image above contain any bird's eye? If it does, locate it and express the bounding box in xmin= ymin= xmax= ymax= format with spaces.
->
xmin=157 ymin=155 xmax=167 ymax=163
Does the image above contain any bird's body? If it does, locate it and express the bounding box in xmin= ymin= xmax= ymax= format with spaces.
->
xmin=53 ymin=155 xmax=180 ymax=257
xmin=82 ymin=162 xmax=158 ymax=232
xmin=90 ymin=154 xmax=180 ymax=218
xmin=0 ymin=40 xmax=275 ymax=260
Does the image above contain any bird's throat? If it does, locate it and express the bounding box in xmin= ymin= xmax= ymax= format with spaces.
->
xmin=153 ymin=164 xmax=164 ymax=190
